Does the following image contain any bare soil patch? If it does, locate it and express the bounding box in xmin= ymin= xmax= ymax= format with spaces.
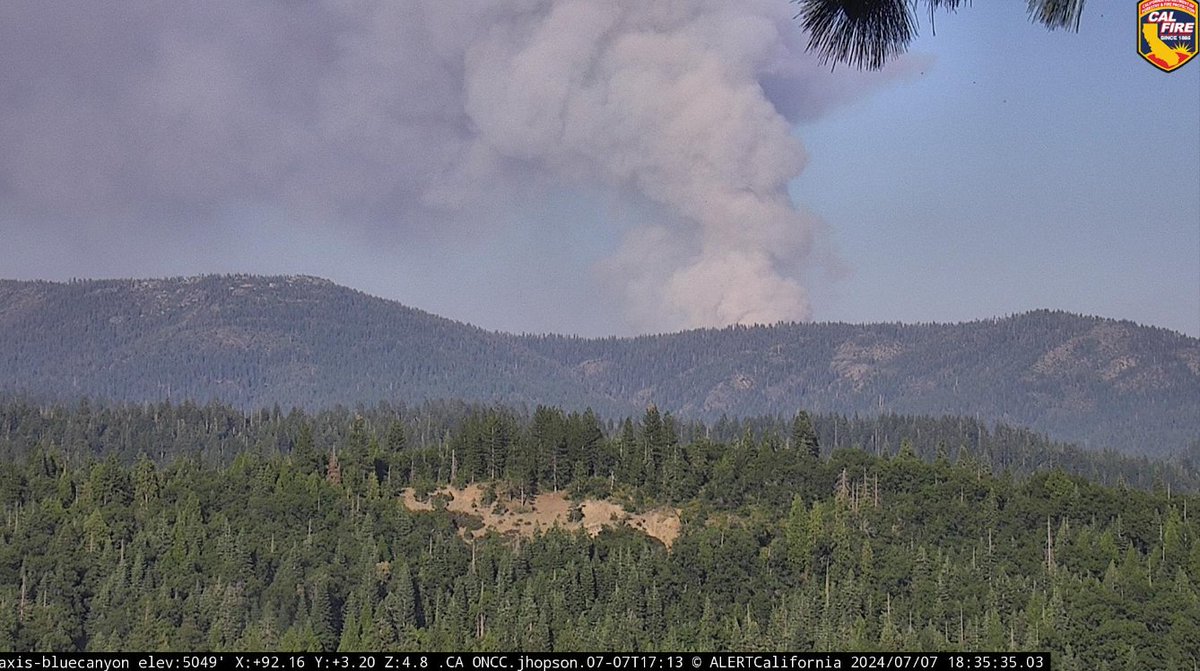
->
xmin=400 ymin=484 xmax=681 ymax=549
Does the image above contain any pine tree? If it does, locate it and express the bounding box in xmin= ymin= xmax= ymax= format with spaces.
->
xmin=792 ymin=411 xmax=820 ymax=459
xmin=292 ymin=424 xmax=322 ymax=475
xmin=309 ymin=579 xmax=336 ymax=652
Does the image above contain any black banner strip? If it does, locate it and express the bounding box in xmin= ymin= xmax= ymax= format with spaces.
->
xmin=0 ymin=653 xmax=1051 ymax=671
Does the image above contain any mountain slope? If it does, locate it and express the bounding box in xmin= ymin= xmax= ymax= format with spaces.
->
xmin=0 ymin=276 xmax=605 ymax=413
xmin=1 ymin=275 xmax=1197 ymax=454
xmin=519 ymin=311 xmax=1200 ymax=453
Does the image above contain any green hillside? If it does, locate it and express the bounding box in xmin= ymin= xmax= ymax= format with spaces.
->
xmin=0 ymin=402 xmax=1197 ymax=664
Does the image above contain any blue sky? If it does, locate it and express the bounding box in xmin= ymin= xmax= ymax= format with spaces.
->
xmin=793 ymin=3 xmax=1200 ymax=336
xmin=326 ymin=3 xmax=1200 ymax=336
xmin=1 ymin=2 xmax=1197 ymax=337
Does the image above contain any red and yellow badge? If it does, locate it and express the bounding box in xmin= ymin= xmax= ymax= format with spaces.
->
xmin=1139 ymin=0 xmax=1197 ymax=72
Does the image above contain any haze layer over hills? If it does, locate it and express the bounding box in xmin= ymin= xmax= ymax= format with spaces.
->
xmin=1 ymin=275 xmax=1196 ymax=455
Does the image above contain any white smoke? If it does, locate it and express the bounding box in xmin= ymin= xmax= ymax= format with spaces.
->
xmin=0 ymin=0 xmax=915 ymax=332
xmin=457 ymin=0 xmax=817 ymax=330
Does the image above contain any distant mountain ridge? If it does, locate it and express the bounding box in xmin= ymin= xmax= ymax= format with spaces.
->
xmin=2 ymin=275 xmax=1197 ymax=455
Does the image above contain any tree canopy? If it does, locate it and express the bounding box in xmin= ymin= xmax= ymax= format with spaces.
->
xmin=0 ymin=399 xmax=1197 ymax=662
xmin=797 ymin=0 xmax=1087 ymax=69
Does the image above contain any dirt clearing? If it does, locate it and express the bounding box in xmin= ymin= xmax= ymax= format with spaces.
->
xmin=400 ymin=484 xmax=681 ymax=549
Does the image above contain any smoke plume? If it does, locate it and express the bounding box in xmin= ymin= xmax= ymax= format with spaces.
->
xmin=0 ymin=1 xmax=911 ymax=332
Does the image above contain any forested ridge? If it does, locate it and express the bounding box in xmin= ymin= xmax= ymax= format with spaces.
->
xmin=1 ymin=400 xmax=1198 ymax=666
xmin=2 ymin=397 xmax=1198 ymax=492
xmin=2 ymin=275 xmax=1197 ymax=456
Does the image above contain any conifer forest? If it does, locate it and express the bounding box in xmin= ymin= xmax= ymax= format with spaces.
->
xmin=1 ymin=400 xmax=1197 ymax=666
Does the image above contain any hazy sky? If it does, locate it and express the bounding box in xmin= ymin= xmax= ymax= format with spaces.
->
xmin=1 ymin=1 xmax=1197 ymax=337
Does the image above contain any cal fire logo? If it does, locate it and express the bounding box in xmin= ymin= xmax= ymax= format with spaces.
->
xmin=1139 ymin=0 xmax=1197 ymax=71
